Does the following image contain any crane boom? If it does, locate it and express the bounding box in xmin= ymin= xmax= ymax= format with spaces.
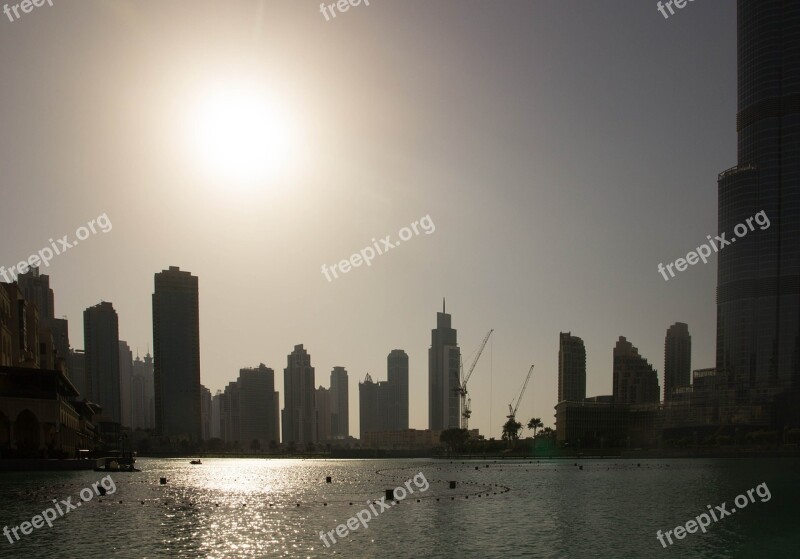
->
xmin=508 ymin=364 xmax=534 ymax=419
xmin=463 ymin=329 xmax=493 ymax=388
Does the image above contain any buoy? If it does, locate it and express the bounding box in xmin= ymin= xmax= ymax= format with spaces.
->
xmin=449 ymin=481 xmax=457 ymax=489
xmin=326 ymin=476 xmax=332 ymax=484
xmin=160 ymin=478 xmax=167 ymax=485
xmin=385 ymin=489 xmax=395 ymax=502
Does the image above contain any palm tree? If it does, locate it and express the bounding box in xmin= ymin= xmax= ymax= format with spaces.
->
xmin=527 ymin=417 xmax=544 ymax=440
xmin=502 ymin=418 xmax=522 ymax=442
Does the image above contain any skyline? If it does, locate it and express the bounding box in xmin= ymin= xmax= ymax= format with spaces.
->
xmin=0 ymin=1 xmax=738 ymax=439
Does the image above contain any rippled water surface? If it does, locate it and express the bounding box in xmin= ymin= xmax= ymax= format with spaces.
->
xmin=0 ymin=458 xmax=797 ymax=558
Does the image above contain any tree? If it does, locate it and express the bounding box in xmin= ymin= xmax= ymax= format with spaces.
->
xmin=527 ymin=418 xmax=544 ymax=440
xmin=502 ymin=418 xmax=522 ymax=442
xmin=250 ymin=439 xmax=261 ymax=452
xmin=440 ymin=429 xmax=469 ymax=454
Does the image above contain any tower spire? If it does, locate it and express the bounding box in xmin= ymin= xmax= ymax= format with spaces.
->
xmin=443 ymin=298 xmax=446 ymax=314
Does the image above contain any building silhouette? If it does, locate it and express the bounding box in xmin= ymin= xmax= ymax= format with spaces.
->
xmin=387 ymin=350 xmax=409 ymax=430
xmin=613 ymin=337 xmax=659 ymax=405
xmin=664 ymin=323 xmax=691 ymax=402
xmin=238 ymin=364 xmax=278 ymax=446
xmin=316 ymin=386 xmax=331 ymax=442
xmin=329 ymin=366 xmax=349 ymax=438
xmin=716 ymin=0 xmax=800 ymax=394
xmin=131 ymin=352 xmax=154 ymax=430
xmin=200 ymin=385 xmax=212 ymax=441
xmin=558 ymin=332 xmax=586 ymax=402
xmin=428 ymin=300 xmax=461 ymax=430
xmin=152 ymin=266 xmax=201 ymax=441
xmin=84 ymin=302 xmax=121 ymax=425
xmin=359 ymin=373 xmax=379 ymax=437
xmin=281 ymin=344 xmax=316 ymax=445
xmin=118 ymin=341 xmax=133 ymax=428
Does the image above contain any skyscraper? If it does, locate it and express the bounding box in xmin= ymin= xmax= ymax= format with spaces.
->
xmin=152 ymin=266 xmax=201 ymax=441
xmin=238 ymin=364 xmax=278 ymax=446
xmin=716 ymin=1 xmax=800 ymax=392
xmin=359 ymin=373 xmax=379 ymax=437
xmin=315 ymin=386 xmax=332 ymax=442
xmin=429 ymin=300 xmax=461 ymax=430
xmin=118 ymin=341 xmax=133 ymax=428
xmin=387 ymin=350 xmax=409 ymax=430
xmin=558 ymin=332 xmax=586 ymax=403
xmin=664 ymin=323 xmax=691 ymax=401
xmin=84 ymin=302 xmax=120 ymax=424
xmin=131 ymin=352 xmax=154 ymax=429
xmin=281 ymin=344 xmax=316 ymax=445
xmin=613 ymin=337 xmax=660 ymax=405
xmin=329 ymin=366 xmax=349 ymax=438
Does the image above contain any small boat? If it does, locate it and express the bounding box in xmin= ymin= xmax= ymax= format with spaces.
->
xmin=190 ymin=459 xmax=202 ymax=465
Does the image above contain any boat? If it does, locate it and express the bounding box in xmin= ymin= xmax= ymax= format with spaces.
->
xmin=190 ymin=459 xmax=202 ymax=465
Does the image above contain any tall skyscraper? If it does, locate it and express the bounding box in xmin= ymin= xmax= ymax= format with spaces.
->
xmin=664 ymin=323 xmax=691 ymax=401
xmin=329 ymin=366 xmax=349 ymax=438
xmin=131 ymin=352 xmax=154 ymax=430
xmin=281 ymin=344 xmax=316 ymax=445
xmin=428 ymin=300 xmax=461 ymax=430
xmin=613 ymin=336 xmax=660 ymax=405
xmin=67 ymin=349 xmax=86 ymax=397
xmin=118 ymin=341 xmax=133 ymax=428
xmin=152 ymin=266 xmax=201 ymax=441
xmin=387 ymin=350 xmax=409 ymax=430
xmin=17 ymin=267 xmax=54 ymax=324
xmin=84 ymin=302 xmax=121 ymax=423
xmin=359 ymin=373 xmax=379 ymax=437
xmin=315 ymin=386 xmax=332 ymax=442
xmin=558 ymin=332 xmax=586 ymax=403
xmin=716 ymin=1 xmax=800 ymax=392
xmin=237 ymin=364 xmax=278 ymax=446
xmin=200 ymin=385 xmax=212 ymax=441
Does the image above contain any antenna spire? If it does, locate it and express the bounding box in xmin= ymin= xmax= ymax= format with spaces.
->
xmin=443 ymin=298 xmax=446 ymax=314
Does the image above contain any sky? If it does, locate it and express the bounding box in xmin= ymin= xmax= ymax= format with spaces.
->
xmin=0 ymin=0 xmax=738 ymax=439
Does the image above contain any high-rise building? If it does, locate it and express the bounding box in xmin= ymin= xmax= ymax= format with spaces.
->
xmin=17 ymin=267 xmax=54 ymax=324
xmin=200 ymin=385 xmax=212 ymax=441
xmin=67 ymin=349 xmax=86 ymax=397
xmin=221 ymin=381 xmax=240 ymax=444
xmin=664 ymin=323 xmax=691 ymax=401
xmin=211 ymin=390 xmax=222 ymax=439
xmin=428 ymin=300 xmax=461 ymax=430
xmin=84 ymin=302 xmax=120 ymax=423
xmin=387 ymin=350 xmax=409 ymax=430
xmin=118 ymin=341 xmax=133 ymax=428
xmin=153 ymin=266 xmax=201 ymax=441
xmin=281 ymin=344 xmax=316 ymax=445
xmin=316 ymin=386 xmax=332 ymax=442
xmin=329 ymin=366 xmax=349 ymax=438
xmin=238 ymin=364 xmax=278 ymax=447
xmin=131 ymin=352 xmax=154 ymax=430
xmin=716 ymin=1 xmax=800 ymax=392
xmin=613 ymin=337 xmax=659 ymax=405
xmin=558 ymin=332 xmax=586 ymax=403
xmin=359 ymin=373 xmax=379 ymax=437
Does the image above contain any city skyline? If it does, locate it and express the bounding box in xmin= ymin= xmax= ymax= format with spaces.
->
xmin=0 ymin=1 xmax=737 ymax=439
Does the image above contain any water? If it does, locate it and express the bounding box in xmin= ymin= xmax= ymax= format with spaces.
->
xmin=0 ymin=458 xmax=796 ymax=558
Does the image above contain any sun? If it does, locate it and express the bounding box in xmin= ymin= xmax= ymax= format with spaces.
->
xmin=186 ymin=82 xmax=297 ymax=186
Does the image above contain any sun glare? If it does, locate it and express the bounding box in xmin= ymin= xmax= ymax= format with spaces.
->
xmin=186 ymin=83 xmax=297 ymax=186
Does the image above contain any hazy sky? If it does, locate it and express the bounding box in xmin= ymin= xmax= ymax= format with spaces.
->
xmin=0 ymin=1 xmax=737 ymax=438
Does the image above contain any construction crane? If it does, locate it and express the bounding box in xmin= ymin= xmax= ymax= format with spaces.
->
xmin=455 ymin=329 xmax=494 ymax=430
xmin=507 ymin=364 xmax=534 ymax=423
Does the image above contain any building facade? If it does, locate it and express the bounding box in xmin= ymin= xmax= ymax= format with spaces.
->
xmin=281 ymin=344 xmax=315 ymax=446
xmin=664 ymin=323 xmax=691 ymax=402
xmin=428 ymin=301 xmax=461 ymax=430
xmin=152 ymin=267 xmax=201 ymax=441
xmin=329 ymin=366 xmax=349 ymax=438
xmin=558 ymin=332 xmax=586 ymax=403
xmin=387 ymin=349 xmax=409 ymax=430
xmin=84 ymin=302 xmax=121 ymax=424
xmin=613 ymin=337 xmax=660 ymax=405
